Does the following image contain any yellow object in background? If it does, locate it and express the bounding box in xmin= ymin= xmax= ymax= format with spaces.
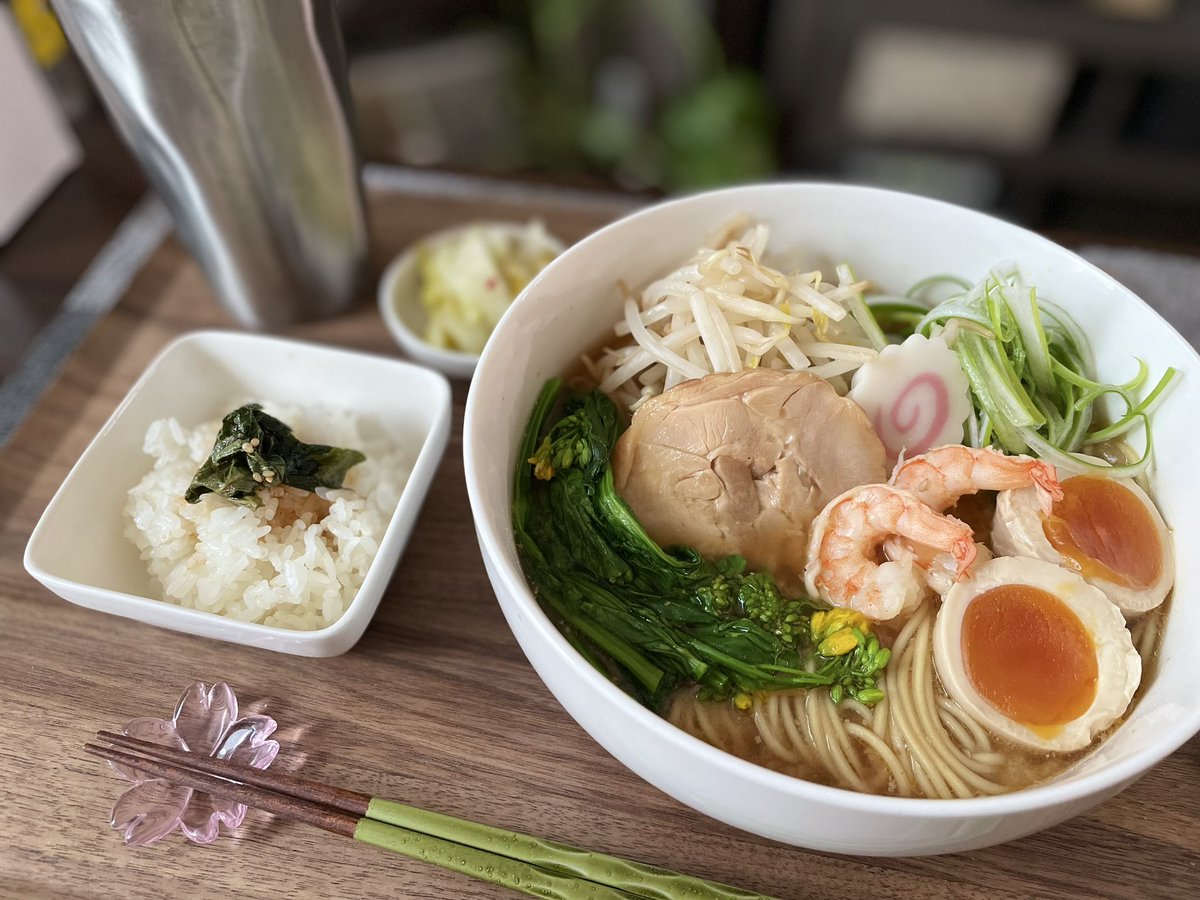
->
xmin=0 ymin=3 xmax=81 ymax=246
xmin=12 ymin=0 xmax=67 ymax=68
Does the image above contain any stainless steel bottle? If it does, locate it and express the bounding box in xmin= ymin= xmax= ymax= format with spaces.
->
xmin=51 ymin=0 xmax=367 ymax=328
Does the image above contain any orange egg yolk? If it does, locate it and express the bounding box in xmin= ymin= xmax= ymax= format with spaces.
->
xmin=961 ymin=584 xmax=1098 ymax=733
xmin=1042 ymin=476 xmax=1162 ymax=588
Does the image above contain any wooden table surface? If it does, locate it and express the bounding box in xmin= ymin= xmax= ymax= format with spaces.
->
xmin=2 ymin=177 xmax=1198 ymax=900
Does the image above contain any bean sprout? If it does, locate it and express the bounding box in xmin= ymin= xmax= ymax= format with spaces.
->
xmin=588 ymin=221 xmax=882 ymax=411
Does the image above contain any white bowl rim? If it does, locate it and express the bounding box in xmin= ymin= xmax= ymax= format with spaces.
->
xmin=464 ymin=179 xmax=1200 ymax=819
xmin=24 ymin=328 xmax=453 ymax=644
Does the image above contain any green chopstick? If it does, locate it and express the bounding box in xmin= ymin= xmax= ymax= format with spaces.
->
xmin=89 ymin=731 xmax=773 ymax=899
xmin=355 ymin=797 xmax=770 ymax=899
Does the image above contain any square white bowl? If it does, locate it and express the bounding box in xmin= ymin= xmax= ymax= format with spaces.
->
xmin=24 ymin=330 xmax=451 ymax=656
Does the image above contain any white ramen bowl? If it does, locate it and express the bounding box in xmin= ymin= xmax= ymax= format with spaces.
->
xmin=464 ymin=183 xmax=1200 ymax=855
xmin=25 ymin=330 xmax=451 ymax=657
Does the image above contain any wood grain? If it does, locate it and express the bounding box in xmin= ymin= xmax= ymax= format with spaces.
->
xmin=1 ymin=181 xmax=1197 ymax=900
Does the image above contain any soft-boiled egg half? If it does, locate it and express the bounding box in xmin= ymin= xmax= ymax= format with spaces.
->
xmin=934 ymin=556 xmax=1140 ymax=752
xmin=992 ymin=472 xmax=1173 ymax=616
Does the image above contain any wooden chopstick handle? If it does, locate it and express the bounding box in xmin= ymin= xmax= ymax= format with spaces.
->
xmin=95 ymin=730 xmax=371 ymax=817
xmin=84 ymin=743 xmax=360 ymax=838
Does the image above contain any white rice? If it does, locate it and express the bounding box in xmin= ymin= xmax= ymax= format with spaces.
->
xmin=124 ymin=403 xmax=410 ymax=630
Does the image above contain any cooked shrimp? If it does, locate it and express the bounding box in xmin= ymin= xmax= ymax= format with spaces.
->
xmin=913 ymin=541 xmax=995 ymax=597
xmin=805 ymin=484 xmax=977 ymax=622
xmin=890 ymin=444 xmax=1062 ymax=514
xmin=886 ymin=445 xmax=1060 ymax=595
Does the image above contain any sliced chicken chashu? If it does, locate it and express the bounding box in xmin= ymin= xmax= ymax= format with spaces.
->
xmin=612 ymin=370 xmax=887 ymax=591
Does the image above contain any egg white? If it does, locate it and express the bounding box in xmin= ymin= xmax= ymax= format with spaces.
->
xmin=992 ymin=475 xmax=1174 ymax=615
xmin=933 ymin=556 xmax=1141 ymax=752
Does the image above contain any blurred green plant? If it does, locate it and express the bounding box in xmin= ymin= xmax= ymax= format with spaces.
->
xmin=507 ymin=0 xmax=777 ymax=191
xmin=658 ymin=69 xmax=776 ymax=189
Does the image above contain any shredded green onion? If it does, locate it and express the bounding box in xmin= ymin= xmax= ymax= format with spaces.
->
xmin=840 ymin=263 xmax=889 ymax=351
xmin=881 ymin=263 xmax=1178 ymax=477
xmin=865 ymin=298 xmax=929 ymax=335
xmin=905 ymin=273 xmax=972 ymax=299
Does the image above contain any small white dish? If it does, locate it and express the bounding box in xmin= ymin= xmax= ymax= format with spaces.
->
xmin=378 ymin=222 xmax=565 ymax=380
xmin=24 ymin=330 xmax=451 ymax=657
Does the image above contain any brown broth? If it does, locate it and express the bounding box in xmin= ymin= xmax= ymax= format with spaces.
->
xmin=947 ymin=490 xmax=997 ymax=546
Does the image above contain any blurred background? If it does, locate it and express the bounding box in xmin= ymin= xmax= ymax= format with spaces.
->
xmin=2 ymin=0 xmax=1199 ymax=377
xmin=340 ymin=0 xmax=1200 ymax=246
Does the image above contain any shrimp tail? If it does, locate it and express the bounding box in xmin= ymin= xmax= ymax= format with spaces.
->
xmin=1029 ymin=461 xmax=1064 ymax=515
xmin=951 ymin=535 xmax=978 ymax=582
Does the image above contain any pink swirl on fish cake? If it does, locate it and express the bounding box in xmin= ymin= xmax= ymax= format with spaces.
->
xmin=873 ymin=372 xmax=950 ymax=459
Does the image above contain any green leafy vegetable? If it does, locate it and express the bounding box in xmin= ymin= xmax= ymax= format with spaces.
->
xmin=513 ymin=379 xmax=889 ymax=711
xmin=185 ymin=404 xmax=365 ymax=509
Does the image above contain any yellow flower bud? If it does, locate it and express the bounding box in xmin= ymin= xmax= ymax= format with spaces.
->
xmin=733 ymin=692 xmax=753 ymax=711
xmin=529 ymin=438 xmax=556 ymax=481
xmin=810 ymin=611 xmax=826 ymax=636
xmin=821 ymin=609 xmax=869 ymax=635
xmin=843 ymin=611 xmax=869 ymax=633
xmin=819 ymin=630 xmax=861 ymax=657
